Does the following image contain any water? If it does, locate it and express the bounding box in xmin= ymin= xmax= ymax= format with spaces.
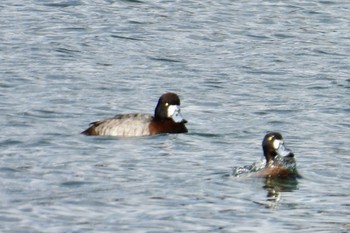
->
xmin=1 ymin=0 xmax=350 ymax=232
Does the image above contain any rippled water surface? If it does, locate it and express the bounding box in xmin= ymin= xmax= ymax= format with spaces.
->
xmin=1 ymin=0 xmax=350 ymax=232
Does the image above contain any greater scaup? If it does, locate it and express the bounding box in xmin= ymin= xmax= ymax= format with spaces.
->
xmin=233 ymin=132 xmax=300 ymax=178
xmin=254 ymin=132 xmax=300 ymax=178
xmin=81 ymin=92 xmax=188 ymax=137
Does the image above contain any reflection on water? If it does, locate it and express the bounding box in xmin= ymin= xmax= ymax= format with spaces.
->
xmin=255 ymin=177 xmax=299 ymax=209
xmin=264 ymin=176 xmax=299 ymax=193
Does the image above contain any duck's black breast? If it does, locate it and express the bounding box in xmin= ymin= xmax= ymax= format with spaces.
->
xmin=149 ymin=119 xmax=188 ymax=135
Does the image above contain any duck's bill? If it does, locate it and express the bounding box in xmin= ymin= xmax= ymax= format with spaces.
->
xmin=167 ymin=105 xmax=187 ymax=123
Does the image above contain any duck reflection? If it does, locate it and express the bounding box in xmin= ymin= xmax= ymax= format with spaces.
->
xmin=263 ymin=176 xmax=299 ymax=207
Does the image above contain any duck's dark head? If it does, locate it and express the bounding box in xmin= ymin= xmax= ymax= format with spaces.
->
xmin=262 ymin=132 xmax=294 ymax=164
xmin=154 ymin=92 xmax=187 ymax=123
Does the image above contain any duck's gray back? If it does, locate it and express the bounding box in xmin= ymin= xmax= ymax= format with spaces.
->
xmin=92 ymin=113 xmax=152 ymax=137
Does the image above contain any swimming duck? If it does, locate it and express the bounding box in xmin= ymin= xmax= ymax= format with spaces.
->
xmin=81 ymin=92 xmax=188 ymax=137
xmin=254 ymin=132 xmax=300 ymax=178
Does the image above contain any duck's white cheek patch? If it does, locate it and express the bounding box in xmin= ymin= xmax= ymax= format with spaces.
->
xmin=273 ymin=139 xmax=283 ymax=149
xmin=167 ymin=105 xmax=179 ymax=117
xmin=167 ymin=105 xmax=184 ymax=123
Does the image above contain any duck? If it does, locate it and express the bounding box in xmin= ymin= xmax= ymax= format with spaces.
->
xmin=81 ymin=92 xmax=188 ymax=137
xmin=253 ymin=132 xmax=300 ymax=178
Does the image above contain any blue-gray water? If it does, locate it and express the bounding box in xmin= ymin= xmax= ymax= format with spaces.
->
xmin=1 ymin=0 xmax=350 ymax=232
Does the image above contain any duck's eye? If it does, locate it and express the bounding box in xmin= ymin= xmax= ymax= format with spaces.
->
xmin=165 ymin=103 xmax=169 ymax=107
xmin=268 ymin=136 xmax=274 ymax=141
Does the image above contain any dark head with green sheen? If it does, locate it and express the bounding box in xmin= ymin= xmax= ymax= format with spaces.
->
xmin=262 ymin=132 xmax=294 ymax=164
xmin=154 ymin=92 xmax=187 ymax=123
